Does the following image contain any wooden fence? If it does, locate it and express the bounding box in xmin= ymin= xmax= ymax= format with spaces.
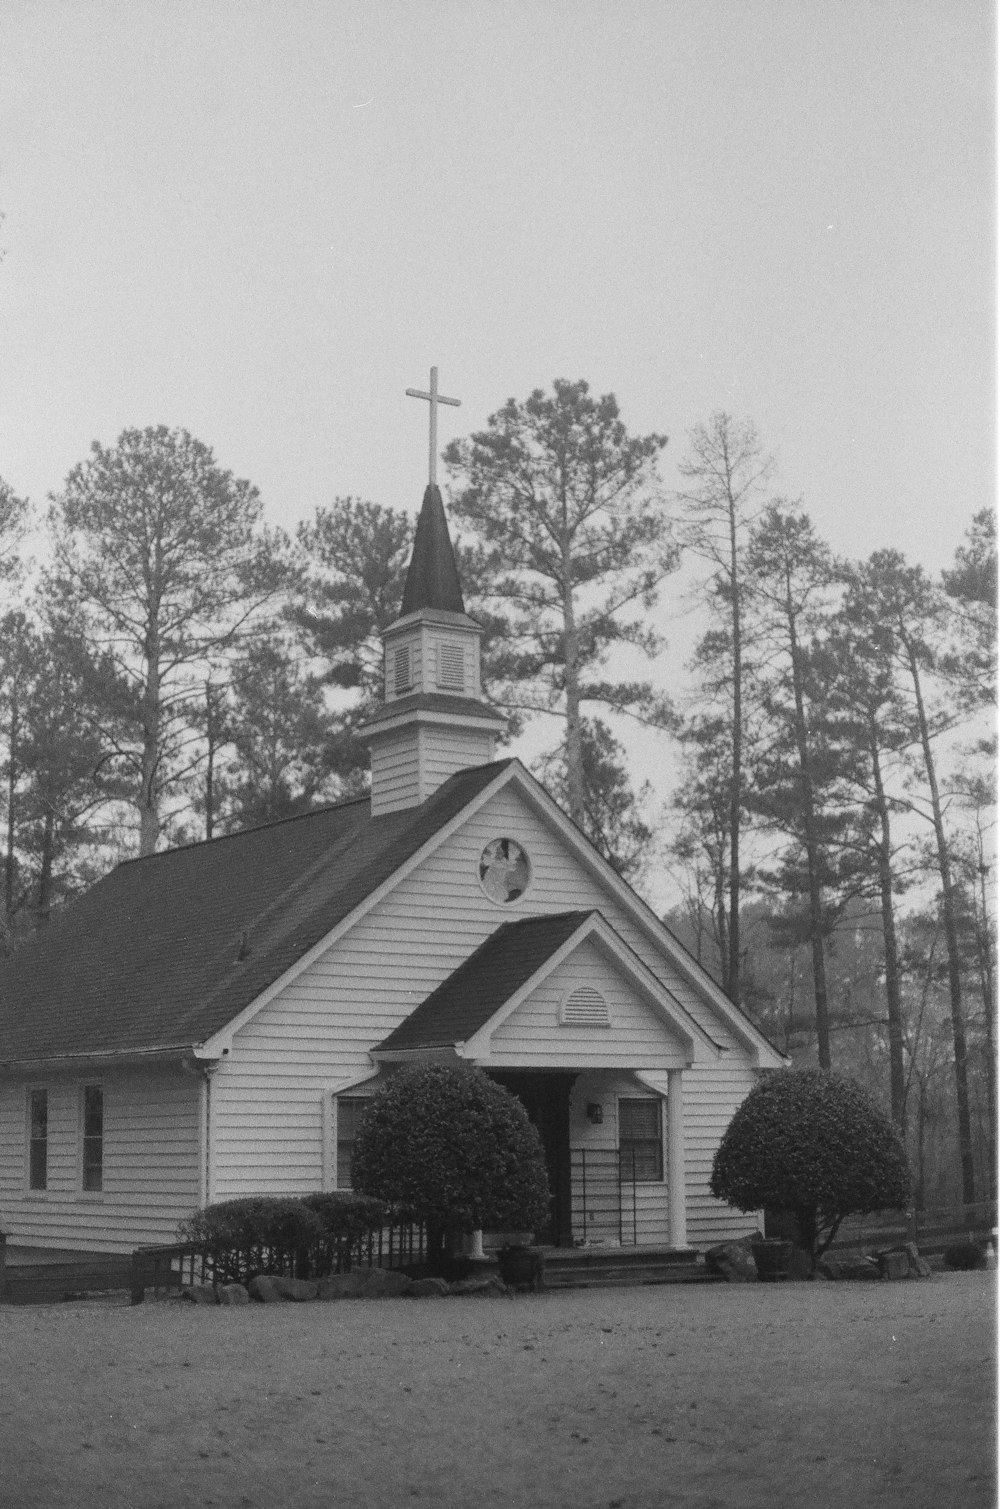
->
xmin=827 ymin=1200 xmax=997 ymax=1260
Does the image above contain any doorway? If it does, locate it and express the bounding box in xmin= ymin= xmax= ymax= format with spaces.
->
xmin=489 ymin=1070 xmax=576 ymax=1246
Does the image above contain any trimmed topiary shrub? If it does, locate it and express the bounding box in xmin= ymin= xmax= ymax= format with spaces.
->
xmin=710 ymin=1068 xmax=910 ymax=1267
xmin=350 ymin=1064 xmax=551 ymax=1267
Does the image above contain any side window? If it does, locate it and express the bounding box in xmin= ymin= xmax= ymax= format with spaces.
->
xmin=618 ymin=1097 xmax=663 ymax=1183
xmin=28 ymin=1088 xmax=48 ymax=1191
xmin=82 ymin=1085 xmax=104 ymax=1192
xmin=336 ymin=1096 xmax=369 ymax=1190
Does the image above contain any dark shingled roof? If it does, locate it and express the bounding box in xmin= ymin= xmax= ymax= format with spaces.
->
xmin=376 ymin=911 xmax=595 ymax=1052
xmin=365 ymin=691 xmax=506 ymax=731
xmin=0 ymin=760 xmax=515 ymax=1065
xmin=400 ymin=484 xmax=465 ymax=616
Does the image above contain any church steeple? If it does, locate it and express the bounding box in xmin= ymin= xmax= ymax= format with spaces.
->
xmin=400 ymin=484 xmax=465 ymax=616
xmin=362 ymin=369 xmax=505 ymax=817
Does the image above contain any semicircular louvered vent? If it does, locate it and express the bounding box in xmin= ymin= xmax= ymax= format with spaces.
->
xmin=560 ymin=985 xmax=611 ymax=1028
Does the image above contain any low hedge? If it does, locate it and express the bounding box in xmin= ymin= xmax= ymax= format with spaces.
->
xmin=179 ymin=1192 xmax=391 ymax=1284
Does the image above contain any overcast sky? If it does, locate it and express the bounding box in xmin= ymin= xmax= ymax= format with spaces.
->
xmin=2 ymin=1 xmax=993 ymax=550
xmin=0 ymin=1 xmax=994 ymax=888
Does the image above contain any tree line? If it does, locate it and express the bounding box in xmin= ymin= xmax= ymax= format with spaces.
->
xmin=0 ymin=389 xmax=994 ymax=1207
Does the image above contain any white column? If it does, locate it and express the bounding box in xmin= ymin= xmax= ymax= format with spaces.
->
xmin=667 ymin=1068 xmax=687 ymax=1250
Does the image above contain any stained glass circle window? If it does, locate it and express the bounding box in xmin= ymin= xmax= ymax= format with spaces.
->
xmin=479 ymin=838 xmax=531 ymax=904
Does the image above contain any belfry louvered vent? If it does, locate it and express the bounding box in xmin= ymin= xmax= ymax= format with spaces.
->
xmin=393 ymin=645 xmax=412 ymax=694
xmin=560 ymin=985 xmax=611 ymax=1027
xmin=437 ymin=640 xmax=465 ymax=690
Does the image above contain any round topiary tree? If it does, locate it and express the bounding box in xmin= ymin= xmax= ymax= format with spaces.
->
xmin=351 ymin=1065 xmax=551 ymax=1265
xmin=710 ymin=1068 xmax=911 ymax=1266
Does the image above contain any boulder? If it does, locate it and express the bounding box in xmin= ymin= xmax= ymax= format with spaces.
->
xmin=217 ymin=1282 xmax=250 ymax=1306
xmin=839 ymin=1256 xmax=881 ymax=1281
xmin=407 ymin=1276 xmax=451 ymax=1298
xmin=786 ymin=1248 xmax=815 ymax=1282
xmin=248 ymin=1275 xmax=286 ymax=1303
xmin=705 ymin=1240 xmax=758 ymax=1283
xmin=877 ymin=1249 xmax=912 ymax=1281
xmin=449 ymin=1275 xmax=509 ymax=1297
xmin=316 ymin=1268 xmax=412 ymax=1301
xmin=181 ymin=1282 xmax=219 ymax=1305
xmin=273 ymin=1276 xmax=319 ymax=1302
xmin=883 ymin=1242 xmax=933 ymax=1280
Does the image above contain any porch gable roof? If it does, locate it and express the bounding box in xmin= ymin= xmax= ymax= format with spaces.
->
xmin=374 ymin=909 xmax=721 ymax=1062
xmin=375 ymin=911 xmax=593 ymax=1052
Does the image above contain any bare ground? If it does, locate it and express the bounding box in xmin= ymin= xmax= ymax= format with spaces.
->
xmin=0 ymin=1272 xmax=994 ymax=1509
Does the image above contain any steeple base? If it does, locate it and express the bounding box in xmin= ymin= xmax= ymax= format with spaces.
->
xmin=368 ymin=704 xmax=503 ymax=816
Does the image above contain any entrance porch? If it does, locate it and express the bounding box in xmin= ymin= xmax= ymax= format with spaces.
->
xmin=488 ymin=1067 xmax=688 ymax=1251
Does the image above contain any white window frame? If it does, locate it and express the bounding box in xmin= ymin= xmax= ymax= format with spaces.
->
xmin=334 ymin=1094 xmax=371 ymax=1191
xmin=80 ymin=1081 xmax=105 ymax=1196
xmin=26 ymin=1085 xmax=49 ymax=1194
xmin=617 ymin=1095 xmax=665 ymax=1184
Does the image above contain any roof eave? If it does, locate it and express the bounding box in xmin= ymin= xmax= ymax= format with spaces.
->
xmin=0 ymin=1044 xmax=208 ymax=1076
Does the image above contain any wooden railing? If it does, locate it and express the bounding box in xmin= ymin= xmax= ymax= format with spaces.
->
xmin=828 ymin=1200 xmax=998 ymax=1258
xmin=129 ymin=1217 xmax=428 ymax=1303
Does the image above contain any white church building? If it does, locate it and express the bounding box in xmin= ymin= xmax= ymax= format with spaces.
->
xmin=0 ymin=434 xmax=785 ymax=1257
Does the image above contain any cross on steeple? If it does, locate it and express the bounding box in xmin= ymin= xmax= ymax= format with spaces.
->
xmin=405 ymin=366 xmax=461 ymax=486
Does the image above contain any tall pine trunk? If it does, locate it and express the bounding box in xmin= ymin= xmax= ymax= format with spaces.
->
xmin=904 ymin=636 xmax=976 ymax=1204
xmin=726 ymin=508 xmax=743 ymax=1005
xmin=784 ymin=582 xmax=832 ymax=1069
xmin=561 ymin=542 xmax=586 ymax=829
xmin=139 ymin=619 xmax=161 ymax=858
xmin=867 ymin=718 xmax=906 ymax=1130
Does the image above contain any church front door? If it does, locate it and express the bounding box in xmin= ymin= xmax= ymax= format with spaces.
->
xmin=489 ymin=1070 xmax=576 ymax=1247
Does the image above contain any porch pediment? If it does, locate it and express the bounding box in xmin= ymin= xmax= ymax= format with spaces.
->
xmin=373 ymin=910 xmax=720 ymax=1070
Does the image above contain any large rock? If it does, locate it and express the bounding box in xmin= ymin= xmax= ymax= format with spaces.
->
xmin=705 ymin=1240 xmax=758 ymax=1283
xmin=217 ymin=1282 xmax=250 ymax=1306
xmin=274 ymin=1276 xmax=319 ymax=1302
xmin=880 ymin=1242 xmax=933 ymax=1280
xmin=449 ymin=1275 xmax=509 ymax=1298
xmin=316 ymin=1268 xmax=412 ymax=1301
xmin=838 ymin=1256 xmax=881 ymax=1281
xmin=248 ymin=1274 xmax=318 ymax=1302
xmin=248 ymin=1275 xmax=287 ymax=1303
xmin=407 ymin=1276 xmax=451 ymax=1298
xmin=786 ymin=1247 xmax=815 ymax=1282
xmin=181 ymin=1282 xmax=219 ymax=1305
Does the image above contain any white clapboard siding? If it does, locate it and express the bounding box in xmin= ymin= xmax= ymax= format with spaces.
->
xmin=370 ymin=731 xmax=422 ymax=814
xmin=0 ymin=1067 xmax=201 ymax=1253
xmin=422 ymin=726 xmax=496 ymax=792
xmin=212 ymin=780 xmax=764 ymax=1244
xmin=683 ymin=1062 xmax=762 ymax=1246
xmin=489 ymin=939 xmax=688 ymax=1069
xmin=567 ymin=1070 xmax=672 ymax=1246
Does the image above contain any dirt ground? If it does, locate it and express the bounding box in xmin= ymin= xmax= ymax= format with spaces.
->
xmin=0 ymin=1272 xmax=994 ymax=1509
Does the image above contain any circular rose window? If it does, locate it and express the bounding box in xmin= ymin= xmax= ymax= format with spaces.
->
xmin=478 ymin=838 xmax=531 ymax=904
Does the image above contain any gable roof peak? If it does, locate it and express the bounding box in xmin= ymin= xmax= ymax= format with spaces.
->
xmin=400 ymin=483 xmax=465 ymax=616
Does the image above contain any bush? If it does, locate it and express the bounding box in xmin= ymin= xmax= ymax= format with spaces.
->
xmin=710 ymin=1069 xmax=910 ymax=1265
xmin=943 ymin=1240 xmax=986 ymax=1271
xmin=179 ymin=1196 xmax=324 ymax=1285
xmin=301 ymin=1191 xmax=390 ymax=1273
xmin=351 ymin=1065 xmax=551 ymax=1255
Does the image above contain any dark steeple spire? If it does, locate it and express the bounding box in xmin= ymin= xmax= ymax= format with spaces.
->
xmin=400 ymin=483 xmax=466 ymax=616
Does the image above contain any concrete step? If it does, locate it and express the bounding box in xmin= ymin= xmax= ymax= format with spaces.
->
xmin=543 ymin=1262 xmax=721 ymax=1290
